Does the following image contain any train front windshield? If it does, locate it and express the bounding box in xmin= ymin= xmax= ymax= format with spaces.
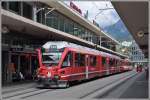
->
xmin=42 ymin=52 xmax=62 ymax=66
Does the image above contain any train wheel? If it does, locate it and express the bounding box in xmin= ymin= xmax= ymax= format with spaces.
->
xmin=65 ymin=81 xmax=70 ymax=88
xmin=43 ymin=84 xmax=50 ymax=88
xmin=58 ymin=81 xmax=70 ymax=88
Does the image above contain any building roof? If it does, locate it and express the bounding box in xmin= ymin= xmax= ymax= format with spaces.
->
xmin=41 ymin=1 xmax=119 ymax=45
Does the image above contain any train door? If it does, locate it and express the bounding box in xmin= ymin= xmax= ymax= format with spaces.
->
xmin=89 ymin=55 xmax=97 ymax=78
xmin=105 ymin=57 xmax=109 ymax=75
xmin=110 ymin=58 xmax=115 ymax=74
xmin=113 ymin=59 xmax=117 ymax=73
xmin=116 ymin=60 xmax=119 ymax=73
xmin=118 ymin=60 xmax=121 ymax=72
xmin=60 ymin=51 xmax=73 ymax=80
xmin=102 ymin=56 xmax=109 ymax=75
xmin=73 ymin=52 xmax=85 ymax=81
xmin=120 ymin=60 xmax=123 ymax=72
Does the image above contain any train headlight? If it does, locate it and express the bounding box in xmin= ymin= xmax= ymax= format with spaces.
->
xmin=47 ymin=72 xmax=51 ymax=77
xmin=54 ymin=75 xmax=59 ymax=79
xmin=37 ymin=74 xmax=46 ymax=78
xmin=37 ymin=75 xmax=40 ymax=78
xmin=43 ymin=76 xmax=46 ymax=78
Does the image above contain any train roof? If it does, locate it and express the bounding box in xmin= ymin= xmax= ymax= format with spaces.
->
xmin=43 ymin=41 xmax=121 ymax=59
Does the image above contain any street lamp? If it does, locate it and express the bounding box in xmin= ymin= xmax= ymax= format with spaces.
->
xmin=36 ymin=8 xmax=45 ymax=14
xmin=34 ymin=7 xmax=56 ymax=23
xmin=33 ymin=7 xmax=45 ymax=22
xmin=2 ymin=25 xmax=9 ymax=34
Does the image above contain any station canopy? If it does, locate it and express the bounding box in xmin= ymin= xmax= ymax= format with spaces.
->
xmin=2 ymin=1 xmax=127 ymax=59
xmin=112 ymin=1 xmax=148 ymax=58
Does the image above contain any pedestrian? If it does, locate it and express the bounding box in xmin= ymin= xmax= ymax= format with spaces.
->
xmin=19 ymin=71 xmax=24 ymax=80
xmin=145 ymin=66 xmax=148 ymax=79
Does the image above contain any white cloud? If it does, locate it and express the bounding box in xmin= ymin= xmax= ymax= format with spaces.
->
xmin=121 ymin=41 xmax=132 ymax=47
xmin=64 ymin=1 xmax=120 ymax=28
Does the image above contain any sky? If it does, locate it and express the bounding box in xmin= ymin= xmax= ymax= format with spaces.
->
xmin=64 ymin=1 xmax=133 ymax=46
xmin=64 ymin=1 xmax=120 ymax=28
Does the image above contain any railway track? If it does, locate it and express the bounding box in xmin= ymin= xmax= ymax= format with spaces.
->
xmin=2 ymin=70 xmax=137 ymax=100
xmin=2 ymin=85 xmax=55 ymax=100
xmin=2 ymin=83 xmax=36 ymax=94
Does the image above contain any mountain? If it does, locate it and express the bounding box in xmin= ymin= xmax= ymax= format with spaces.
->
xmin=101 ymin=19 xmax=133 ymax=42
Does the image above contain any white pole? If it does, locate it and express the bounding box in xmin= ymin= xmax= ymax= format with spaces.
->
xmin=0 ymin=1 xmax=2 ymax=99
xmin=33 ymin=5 xmax=37 ymax=22
xmin=86 ymin=55 xmax=88 ymax=79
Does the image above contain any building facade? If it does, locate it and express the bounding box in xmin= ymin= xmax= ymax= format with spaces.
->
xmin=129 ymin=41 xmax=147 ymax=66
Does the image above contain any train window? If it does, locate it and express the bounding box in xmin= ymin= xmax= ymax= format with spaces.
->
xmin=75 ymin=53 xmax=85 ymax=67
xmin=113 ymin=59 xmax=116 ymax=66
xmin=116 ymin=60 xmax=118 ymax=67
xmin=116 ymin=60 xmax=118 ymax=66
xmin=102 ymin=57 xmax=106 ymax=65
xmin=120 ymin=61 xmax=122 ymax=66
xmin=62 ymin=52 xmax=73 ymax=68
xmin=42 ymin=52 xmax=62 ymax=66
xmin=90 ymin=56 xmax=97 ymax=67
xmin=2 ymin=2 xmax=7 ymax=9
xmin=109 ymin=58 xmax=114 ymax=66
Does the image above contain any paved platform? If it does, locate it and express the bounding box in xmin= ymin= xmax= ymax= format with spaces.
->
xmin=98 ymin=71 xmax=148 ymax=98
xmin=120 ymin=71 xmax=148 ymax=98
xmin=2 ymin=81 xmax=36 ymax=95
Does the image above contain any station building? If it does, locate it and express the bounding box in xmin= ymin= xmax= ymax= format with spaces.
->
xmin=112 ymin=1 xmax=148 ymax=67
xmin=1 ymin=1 xmax=123 ymax=85
xmin=129 ymin=40 xmax=147 ymax=66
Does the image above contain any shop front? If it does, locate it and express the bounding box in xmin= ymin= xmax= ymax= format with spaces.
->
xmin=2 ymin=48 xmax=39 ymax=85
xmin=2 ymin=32 xmax=43 ymax=85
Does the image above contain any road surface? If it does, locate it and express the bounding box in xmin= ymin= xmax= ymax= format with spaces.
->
xmin=2 ymin=70 xmax=148 ymax=100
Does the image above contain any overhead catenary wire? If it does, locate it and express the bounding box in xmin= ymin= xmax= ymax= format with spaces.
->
xmin=92 ymin=2 xmax=114 ymax=24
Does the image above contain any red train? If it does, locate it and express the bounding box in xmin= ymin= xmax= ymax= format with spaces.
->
xmin=36 ymin=41 xmax=132 ymax=88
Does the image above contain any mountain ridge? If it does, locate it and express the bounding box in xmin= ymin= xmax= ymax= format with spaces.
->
xmin=101 ymin=19 xmax=133 ymax=42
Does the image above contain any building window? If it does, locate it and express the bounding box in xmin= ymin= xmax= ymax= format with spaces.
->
xmin=74 ymin=23 xmax=79 ymax=36
xmin=64 ymin=19 xmax=70 ymax=33
xmin=46 ymin=16 xmax=53 ymax=27
xmin=59 ymin=16 xmax=65 ymax=31
xmin=90 ymin=55 xmax=97 ymax=67
xmin=23 ymin=2 xmax=32 ymax=19
xmin=68 ymin=21 xmax=74 ymax=35
xmin=52 ymin=12 xmax=59 ymax=29
xmin=78 ymin=25 xmax=82 ymax=37
xmin=37 ymin=9 xmax=45 ymax=24
xmin=2 ymin=2 xmax=7 ymax=9
xmin=2 ymin=37 xmax=9 ymax=45
xmin=9 ymin=2 xmax=20 ymax=14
